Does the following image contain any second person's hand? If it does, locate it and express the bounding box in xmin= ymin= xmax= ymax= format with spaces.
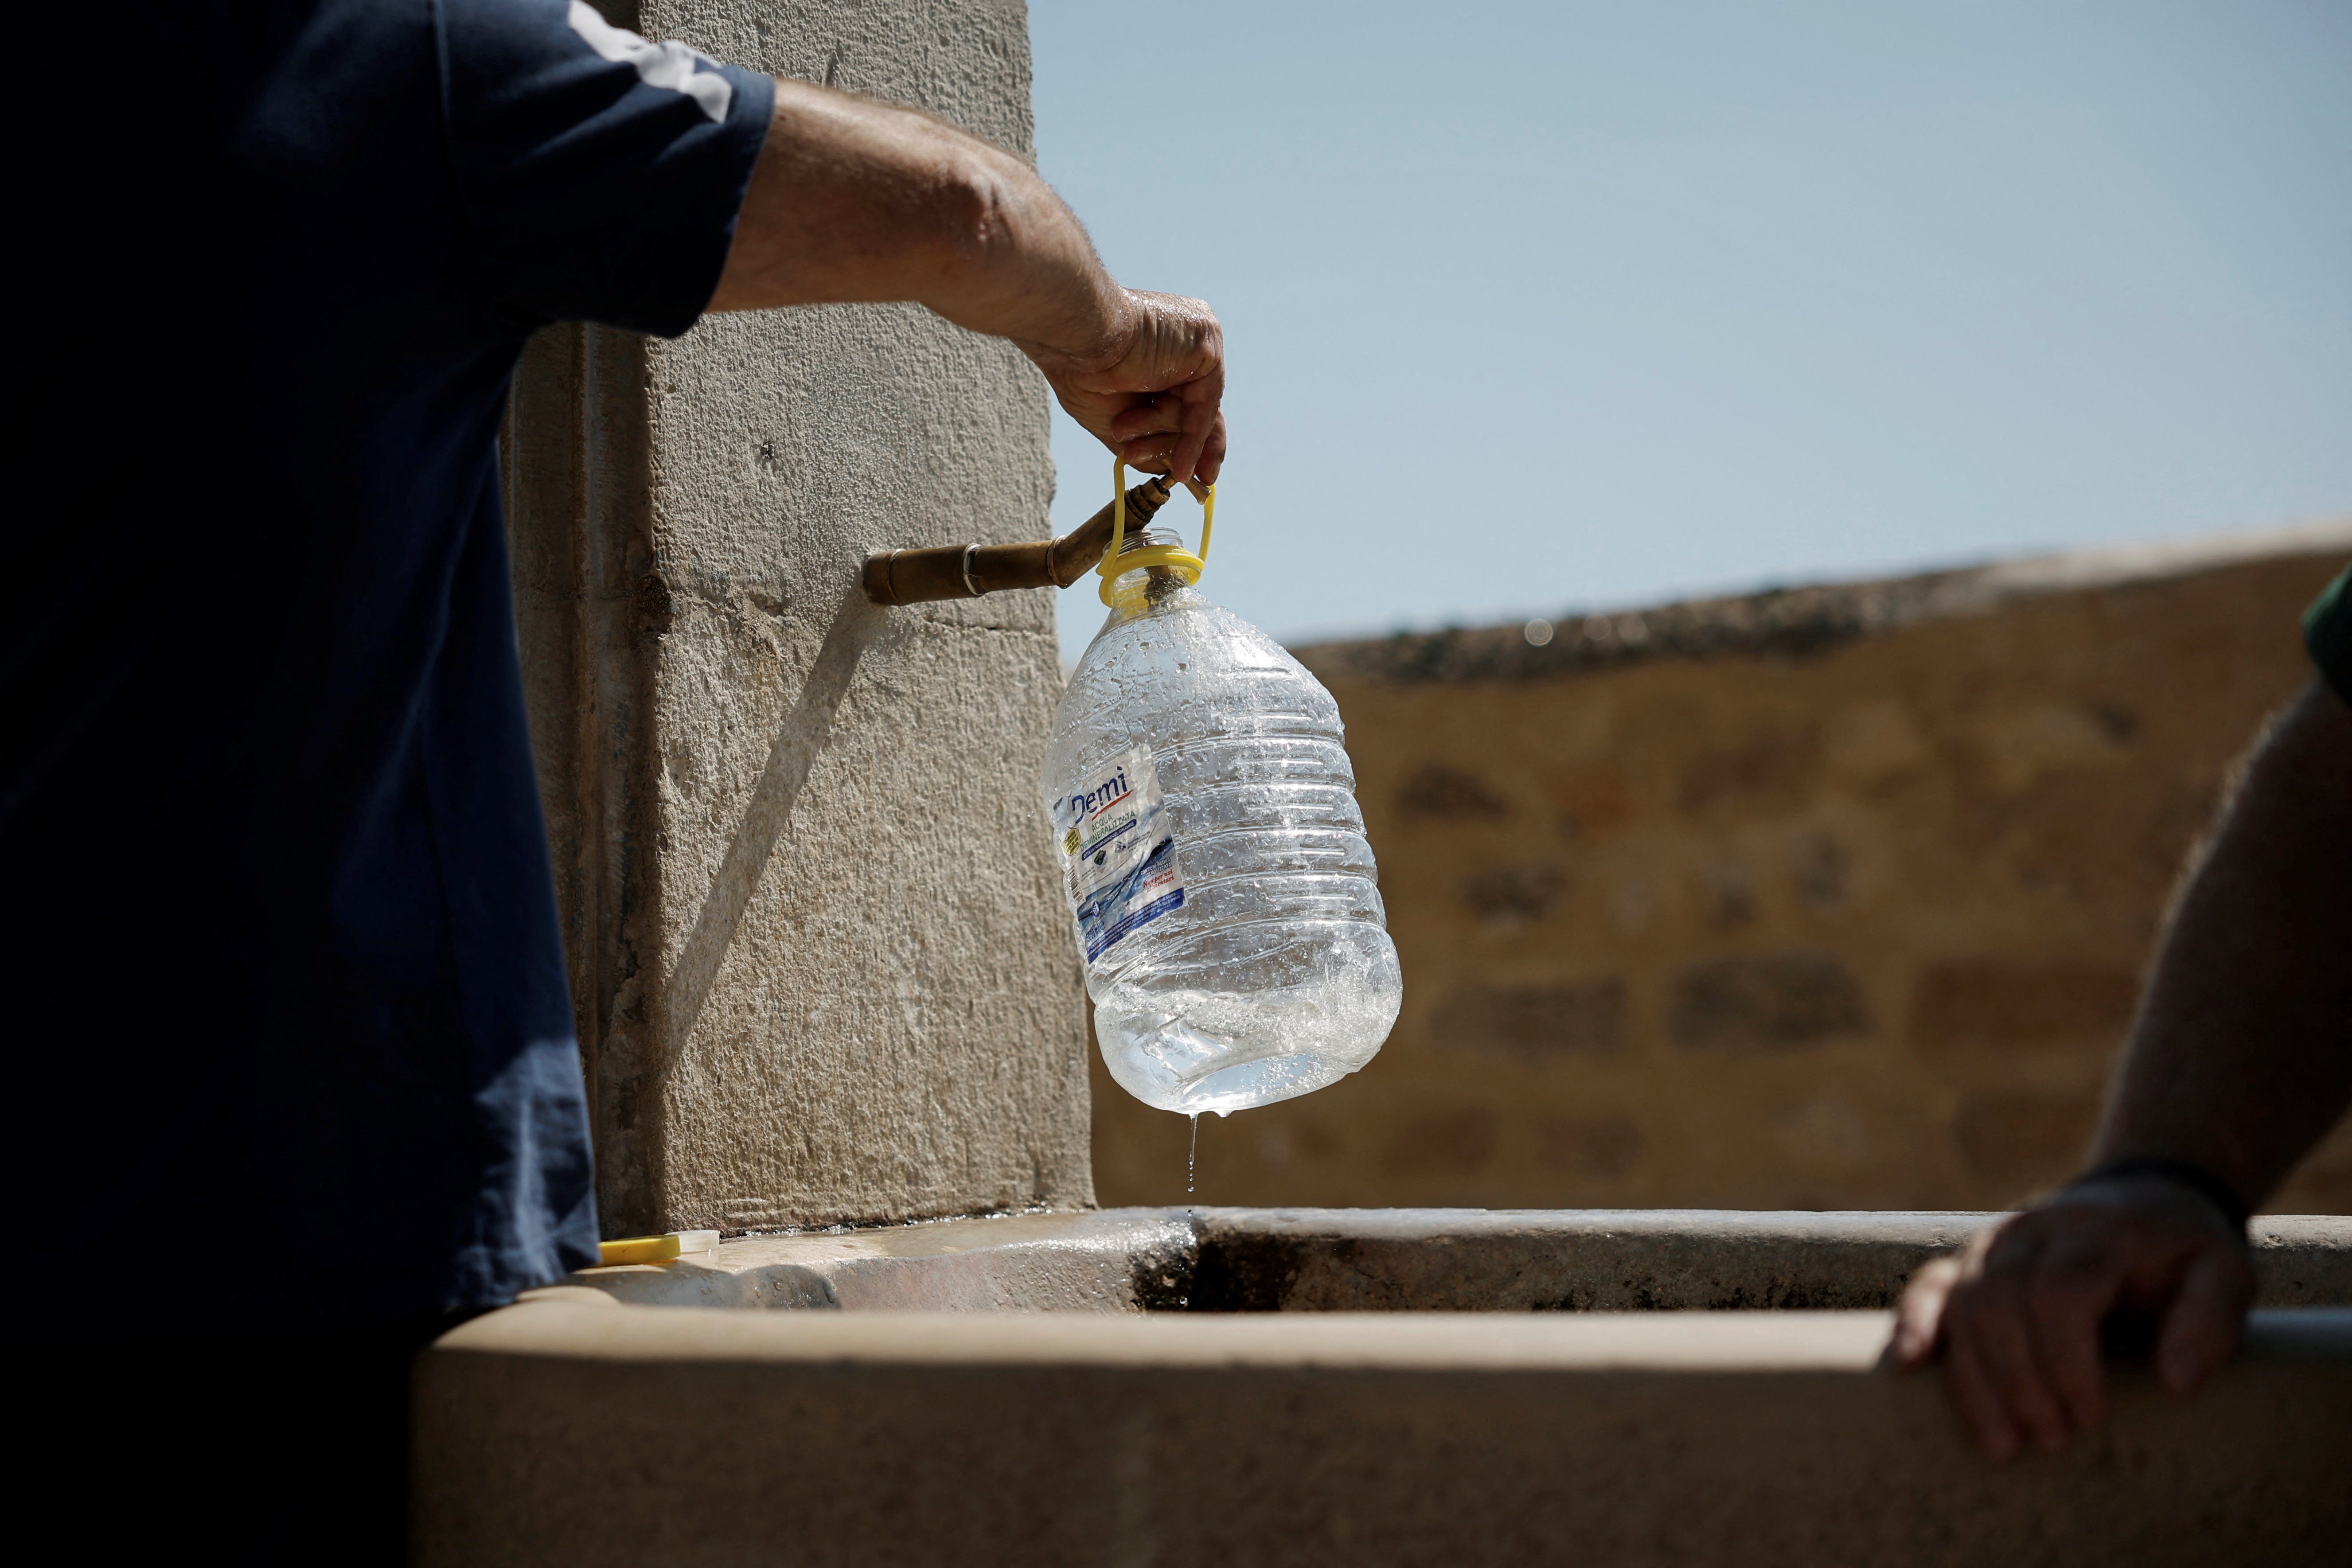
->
xmin=1890 ymin=1175 xmax=2254 ymax=1459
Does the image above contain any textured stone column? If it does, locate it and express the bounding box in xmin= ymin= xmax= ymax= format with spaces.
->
xmin=503 ymin=0 xmax=1090 ymax=1236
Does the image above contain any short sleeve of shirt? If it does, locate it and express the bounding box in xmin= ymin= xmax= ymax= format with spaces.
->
xmin=2304 ymin=566 xmax=2352 ymax=705
xmin=440 ymin=0 xmax=774 ymax=336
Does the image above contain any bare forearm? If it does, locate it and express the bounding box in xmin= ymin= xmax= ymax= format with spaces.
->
xmin=704 ymin=78 xmax=1227 ymax=482
xmin=2092 ymin=678 xmax=2352 ymax=1206
xmin=706 ymin=79 xmax=1128 ymax=365
xmin=1895 ymin=676 xmax=2348 ymax=1456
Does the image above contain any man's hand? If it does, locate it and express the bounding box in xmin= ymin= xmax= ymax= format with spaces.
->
xmin=1892 ymin=1178 xmax=2254 ymax=1459
xmin=1023 ymin=290 xmax=1226 ymax=486
xmin=708 ymin=79 xmax=1226 ymax=486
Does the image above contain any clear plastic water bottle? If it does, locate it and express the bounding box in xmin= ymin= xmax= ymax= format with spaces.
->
xmin=1042 ymin=478 xmax=1401 ymax=1116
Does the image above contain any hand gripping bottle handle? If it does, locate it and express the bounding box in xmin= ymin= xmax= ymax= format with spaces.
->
xmin=1049 ymin=463 xmax=1401 ymax=1117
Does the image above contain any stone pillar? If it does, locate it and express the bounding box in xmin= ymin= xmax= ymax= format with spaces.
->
xmin=503 ymin=0 xmax=1090 ymax=1236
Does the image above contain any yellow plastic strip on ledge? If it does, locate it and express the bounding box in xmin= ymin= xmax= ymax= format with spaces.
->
xmin=597 ymin=1231 xmax=721 ymax=1266
xmin=598 ymin=1235 xmax=679 ymax=1266
xmin=1098 ymin=458 xmax=1215 ymax=606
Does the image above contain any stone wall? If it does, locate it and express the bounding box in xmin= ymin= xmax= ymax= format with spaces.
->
xmin=1091 ymin=527 xmax=2352 ymax=1214
xmin=506 ymin=0 xmax=1091 ymax=1236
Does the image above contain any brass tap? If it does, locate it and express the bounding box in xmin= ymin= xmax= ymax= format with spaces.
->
xmin=862 ymin=473 xmax=1207 ymax=606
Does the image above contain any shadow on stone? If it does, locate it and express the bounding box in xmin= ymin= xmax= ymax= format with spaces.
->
xmin=659 ymin=589 xmax=883 ymax=1064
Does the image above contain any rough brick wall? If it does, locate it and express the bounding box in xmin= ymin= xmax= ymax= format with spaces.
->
xmin=1089 ymin=529 xmax=2352 ymax=1214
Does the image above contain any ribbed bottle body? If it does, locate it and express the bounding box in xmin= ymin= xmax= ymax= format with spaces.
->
xmin=1043 ymin=575 xmax=1400 ymax=1115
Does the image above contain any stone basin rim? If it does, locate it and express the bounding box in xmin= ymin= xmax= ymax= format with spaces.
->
xmin=548 ymin=1205 xmax=2352 ymax=1314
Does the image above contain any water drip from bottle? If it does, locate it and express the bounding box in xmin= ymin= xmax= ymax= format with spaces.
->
xmin=1187 ymin=1113 xmax=1199 ymax=1195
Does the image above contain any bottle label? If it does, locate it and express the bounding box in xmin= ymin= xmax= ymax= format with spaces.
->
xmin=1053 ymin=744 xmax=1185 ymax=962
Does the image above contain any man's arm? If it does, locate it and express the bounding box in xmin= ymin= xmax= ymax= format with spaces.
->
xmin=706 ymin=78 xmax=1225 ymax=486
xmin=1893 ymin=677 xmax=2352 ymax=1458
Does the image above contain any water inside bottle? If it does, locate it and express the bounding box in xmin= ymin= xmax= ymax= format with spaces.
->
xmin=1045 ymin=546 xmax=1401 ymax=1117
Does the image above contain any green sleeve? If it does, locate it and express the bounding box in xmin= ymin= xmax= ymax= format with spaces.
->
xmin=2305 ymin=566 xmax=2352 ymax=704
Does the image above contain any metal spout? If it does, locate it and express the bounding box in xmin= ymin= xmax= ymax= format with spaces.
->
xmin=862 ymin=473 xmax=1207 ymax=606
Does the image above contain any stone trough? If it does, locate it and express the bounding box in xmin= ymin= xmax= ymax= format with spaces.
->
xmin=416 ymin=1208 xmax=2352 ymax=1566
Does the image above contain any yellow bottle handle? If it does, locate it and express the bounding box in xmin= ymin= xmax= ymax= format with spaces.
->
xmin=1099 ymin=458 xmax=1216 ymax=606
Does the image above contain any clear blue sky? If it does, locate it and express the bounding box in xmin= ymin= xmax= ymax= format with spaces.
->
xmin=1026 ymin=0 xmax=2351 ymax=653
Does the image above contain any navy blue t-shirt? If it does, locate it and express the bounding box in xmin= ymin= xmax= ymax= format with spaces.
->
xmin=8 ymin=1 xmax=771 ymax=1324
